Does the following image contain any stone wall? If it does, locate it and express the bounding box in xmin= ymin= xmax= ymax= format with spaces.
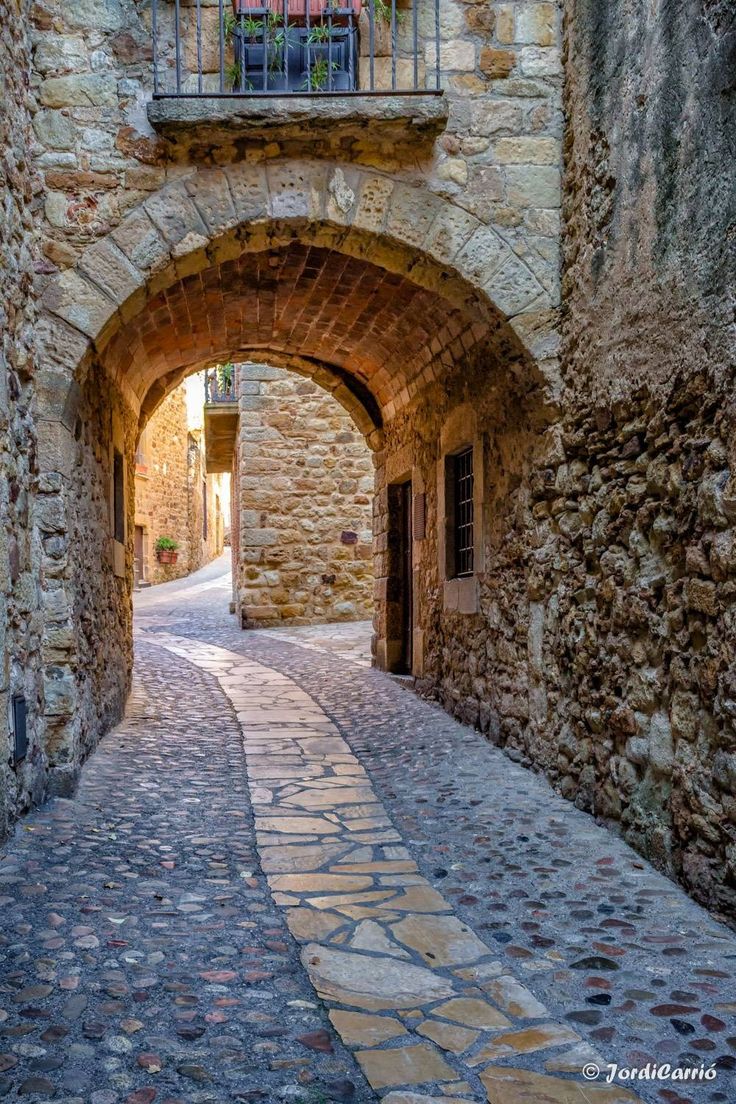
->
xmin=135 ymin=387 xmax=189 ymax=585
xmin=551 ymin=0 xmax=736 ymax=913
xmin=389 ymin=0 xmax=736 ymax=918
xmin=0 ymin=0 xmax=44 ymax=839
xmin=135 ymin=383 xmax=227 ymax=585
xmin=235 ymin=365 xmax=374 ymax=626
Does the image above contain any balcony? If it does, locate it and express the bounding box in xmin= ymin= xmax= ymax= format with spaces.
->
xmin=204 ymin=366 xmax=239 ymax=474
xmin=147 ymin=0 xmax=447 ymax=149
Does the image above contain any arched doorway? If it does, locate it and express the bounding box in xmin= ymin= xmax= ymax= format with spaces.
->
xmin=35 ymin=162 xmax=557 ymax=792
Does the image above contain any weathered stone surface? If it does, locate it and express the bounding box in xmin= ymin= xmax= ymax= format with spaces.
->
xmin=390 ymin=914 xmax=489 ymax=966
xmin=328 ymin=1010 xmax=408 ymax=1046
xmin=234 ymin=365 xmax=374 ymax=628
xmin=148 ymin=95 xmax=449 ymax=153
xmin=433 ymin=998 xmax=511 ymax=1030
xmin=355 ymin=1043 xmax=457 ymax=1089
xmin=480 ymin=1067 xmax=640 ymax=1103
xmin=301 ymin=943 xmax=455 ymax=1010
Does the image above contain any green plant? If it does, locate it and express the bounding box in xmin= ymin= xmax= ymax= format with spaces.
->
xmin=155 ymin=536 xmax=179 ymax=552
xmin=216 ymin=362 xmax=234 ymax=390
xmin=303 ymin=56 xmax=339 ymax=90
xmin=223 ymin=10 xmax=292 ymax=89
xmin=373 ymin=0 xmax=405 ymax=24
xmin=306 ymin=23 xmax=332 ymax=44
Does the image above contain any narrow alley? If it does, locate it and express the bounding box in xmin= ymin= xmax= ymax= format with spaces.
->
xmin=1 ymin=559 xmax=734 ymax=1104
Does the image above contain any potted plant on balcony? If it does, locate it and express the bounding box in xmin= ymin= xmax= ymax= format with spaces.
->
xmin=217 ymin=361 xmax=234 ymax=393
xmin=225 ymin=8 xmax=292 ymax=91
xmin=226 ymin=0 xmax=360 ymax=90
xmin=155 ymin=536 xmax=179 ymax=565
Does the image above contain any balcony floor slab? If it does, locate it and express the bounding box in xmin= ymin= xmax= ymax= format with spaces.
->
xmin=147 ymin=92 xmax=448 ymax=156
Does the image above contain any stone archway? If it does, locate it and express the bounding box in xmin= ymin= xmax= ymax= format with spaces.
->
xmin=33 ymin=160 xmax=559 ymax=794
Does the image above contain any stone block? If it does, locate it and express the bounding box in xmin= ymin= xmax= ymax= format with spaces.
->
xmin=486 ymin=252 xmax=545 ymax=315
xmin=34 ymin=34 xmax=88 ymax=74
xmin=184 ymin=169 xmax=238 ymax=236
xmin=519 ymin=45 xmax=561 ymax=77
xmin=43 ymin=669 xmax=77 ymax=717
xmin=496 ymin=3 xmax=514 ymax=43
xmin=353 ymin=174 xmax=395 ymax=232
xmin=359 ymin=57 xmax=424 ymax=90
xmin=43 ymin=269 xmax=116 ymax=342
xmin=424 ymin=205 xmax=479 ymax=265
xmin=479 ymin=47 xmax=516 ymax=79
xmin=425 ymin=39 xmax=475 ymax=72
xmin=686 ymin=577 xmax=718 ymax=615
xmin=64 ymin=0 xmax=124 ymax=31
xmin=112 ymin=209 xmax=171 ymax=275
xmin=182 ymin=7 xmax=224 ymax=74
xmin=505 ymin=165 xmax=561 ymax=208
xmin=515 ymin=3 xmax=557 ymax=46
xmin=39 ymin=73 xmax=117 ymax=108
xmin=455 ymin=225 xmax=508 ymax=289
xmin=267 ymin=161 xmax=327 ymax=222
xmin=648 ymin=712 xmax=674 ymax=776
xmin=385 ymin=182 xmax=443 ymax=248
xmin=436 ymin=158 xmax=468 ymax=186
xmin=78 ymin=238 xmax=146 ymax=321
xmin=326 ymin=166 xmax=359 ymax=223
xmin=465 ymin=99 xmax=524 ymax=137
xmin=144 ymin=185 xmax=210 ymax=251
xmin=493 ymin=137 xmax=559 ymax=165
xmin=33 ymin=110 xmax=76 ymax=150
xmin=223 ymin=162 xmax=269 ymax=225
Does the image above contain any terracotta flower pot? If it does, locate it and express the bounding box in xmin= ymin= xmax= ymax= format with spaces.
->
xmin=234 ymin=0 xmax=362 ymax=19
xmin=157 ymin=549 xmax=178 ymax=564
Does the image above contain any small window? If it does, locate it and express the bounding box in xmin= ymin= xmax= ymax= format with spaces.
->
xmin=202 ymin=479 xmax=208 ymax=540
xmin=448 ymin=446 xmax=474 ymax=578
xmin=113 ymin=449 xmax=125 ymax=544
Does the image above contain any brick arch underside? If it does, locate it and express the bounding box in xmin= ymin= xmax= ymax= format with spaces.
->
xmin=105 ymin=241 xmax=525 ymax=444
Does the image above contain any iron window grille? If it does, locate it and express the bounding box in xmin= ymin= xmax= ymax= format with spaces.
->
xmin=451 ymin=446 xmax=473 ymax=578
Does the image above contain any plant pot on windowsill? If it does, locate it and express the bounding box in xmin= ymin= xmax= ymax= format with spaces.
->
xmin=157 ymin=550 xmax=178 ymax=564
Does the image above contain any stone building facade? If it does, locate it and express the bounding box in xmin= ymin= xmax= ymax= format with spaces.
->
xmin=134 ymin=378 xmax=228 ymax=587
xmin=0 ymin=0 xmax=43 ymax=839
xmin=232 ymin=364 xmax=373 ymax=626
xmin=1 ymin=0 xmax=735 ymax=921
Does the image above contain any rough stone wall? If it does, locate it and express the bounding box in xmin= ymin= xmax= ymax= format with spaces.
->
xmin=394 ymin=1 xmax=736 ymax=918
xmin=58 ymin=366 xmax=136 ymax=785
xmin=134 ymin=387 xmax=191 ymax=584
xmin=186 ymin=428 xmax=227 ymax=575
xmin=135 ymin=386 xmax=226 ymax=584
xmin=0 ymin=0 xmax=44 ymax=838
xmin=549 ymin=0 xmax=736 ymax=913
xmin=236 ymin=365 xmax=374 ymax=626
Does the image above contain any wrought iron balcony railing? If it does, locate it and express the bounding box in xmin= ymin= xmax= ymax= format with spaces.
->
xmin=204 ymin=367 xmax=237 ymax=403
xmin=151 ymin=0 xmax=440 ymax=96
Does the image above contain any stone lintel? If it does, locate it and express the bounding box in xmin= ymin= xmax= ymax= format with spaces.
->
xmin=147 ymin=93 xmax=448 ymax=154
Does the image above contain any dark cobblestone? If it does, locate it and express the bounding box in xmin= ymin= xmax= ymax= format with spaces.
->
xmin=0 ymin=640 xmax=374 ymax=1104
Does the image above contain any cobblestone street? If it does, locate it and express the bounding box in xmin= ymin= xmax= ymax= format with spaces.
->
xmin=2 ymin=560 xmax=735 ymax=1104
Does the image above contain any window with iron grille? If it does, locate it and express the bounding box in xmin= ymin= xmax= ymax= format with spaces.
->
xmin=449 ymin=446 xmax=474 ymax=578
